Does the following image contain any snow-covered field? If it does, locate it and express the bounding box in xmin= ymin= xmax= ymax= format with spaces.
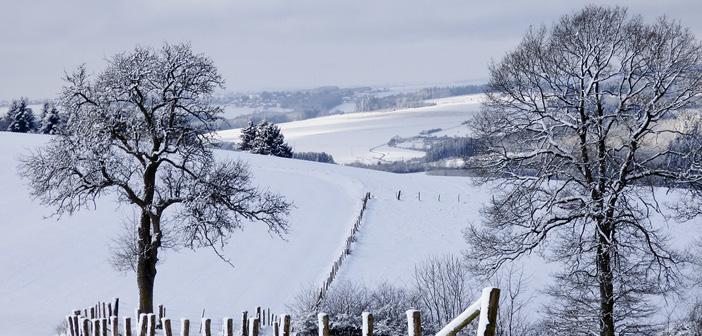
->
xmin=2 ymin=131 xmax=701 ymax=335
xmin=216 ymin=94 xmax=483 ymax=164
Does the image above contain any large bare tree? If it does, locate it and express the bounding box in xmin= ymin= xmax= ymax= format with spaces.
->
xmin=465 ymin=6 xmax=702 ymax=335
xmin=20 ymin=43 xmax=291 ymax=313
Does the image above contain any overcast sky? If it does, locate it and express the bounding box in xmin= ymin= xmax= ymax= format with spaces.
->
xmin=2 ymin=0 xmax=702 ymax=99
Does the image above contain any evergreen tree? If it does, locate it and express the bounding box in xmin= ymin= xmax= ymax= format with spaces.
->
xmin=239 ymin=120 xmax=257 ymax=151
xmin=40 ymin=103 xmax=62 ymax=135
xmin=6 ymin=98 xmax=35 ymax=133
xmin=250 ymin=121 xmax=292 ymax=158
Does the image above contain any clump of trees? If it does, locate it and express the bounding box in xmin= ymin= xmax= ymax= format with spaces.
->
xmin=466 ymin=6 xmax=702 ymax=336
xmin=20 ymin=43 xmax=291 ymax=313
xmin=293 ymin=152 xmax=335 ymax=164
xmin=1 ymin=98 xmax=63 ymax=134
xmin=424 ymin=137 xmax=483 ymax=163
xmin=240 ymin=120 xmax=293 ymax=158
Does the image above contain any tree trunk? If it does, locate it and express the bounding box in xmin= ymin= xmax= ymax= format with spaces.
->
xmin=137 ymin=209 xmax=158 ymax=314
xmin=596 ymin=221 xmax=615 ymax=336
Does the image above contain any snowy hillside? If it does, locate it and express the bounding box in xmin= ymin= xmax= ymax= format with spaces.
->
xmin=2 ymin=132 xmax=701 ymax=335
xmin=217 ymin=94 xmax=483 ymax=164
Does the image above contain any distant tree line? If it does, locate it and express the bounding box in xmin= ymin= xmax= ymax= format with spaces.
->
xmin=0 ymin=97 xmax=63 ymax=134
xmin=424 ymin=137 xmax=483 ymax=162
xmin=293 ymin=151 xmax=335 ymax=164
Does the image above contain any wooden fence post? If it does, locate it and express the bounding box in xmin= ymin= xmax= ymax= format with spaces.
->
xmin=138 ymin=314 xmax=148 ymax=336
xmin=281 ymin=314 xmax=291 ymax=336
xmin=274 ymin=321 xmax=280 ymax=336
xmin=477 ymin=287 xmax=500 ymax=336
xmin=81 ymin=318 xmax=90 ymax=336
xmin=223 ymin=318 xmax=233 ymax=336
xmin=66 ymin=316 xmax=75 ymax=336
xmin=101 ymin=318 xmax=108 ymax=336
xmin=318 ymin=313 xmax=329 ymax=336
xmin=362 ymin=312 xmax=373 ymax=336
xmin=162 ymin=318 xmax=173 ymax=336
xmin=114 ymin=298 xmax=120 ymax=317
xmin=201 ymin=318 xmax=212 ymax=336
xmin=248 ymin=317 xmax=260 ymax=336
xmin=406 ymin=310 xmax=421 ymax=336
xmin=111 ymin=316 xmax=119 ymax=336
xmin=124 ymin=317 xmax=132 ymax=336
xmin=148 ymin=314 xmax=156 ymax=336
xmin=90 ymin=307 xmax=96 ymax=319
xmin=241 ymin=311 xmax=248 ymax=336
xmin=158 ymin=305 xmax=164 ymax=329
xmin=92 ymin=319 xmax=100 ymax=336
xmin=181 ymin=319 xmax=190 ymax=336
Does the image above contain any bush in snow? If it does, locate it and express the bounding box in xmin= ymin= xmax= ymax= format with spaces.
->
xmin=239 ymin=120 xmax=293 ymax=158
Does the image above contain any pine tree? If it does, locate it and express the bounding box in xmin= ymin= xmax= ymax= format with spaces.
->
xmin=239 ymin=120 xmax=257 ymax=151
xmin=40 ymin=103 xmax=62 ymax=135
xmin=7 ymin=98 xmax=35 ymax=133
xmin=249 ymin=121 xmax=292 ymax=158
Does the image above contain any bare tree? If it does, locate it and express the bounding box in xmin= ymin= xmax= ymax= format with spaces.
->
xmin=465 ymin=6 xmax=702 ymax=336
xmin=20 ymin=43 xmax=291 ymax=313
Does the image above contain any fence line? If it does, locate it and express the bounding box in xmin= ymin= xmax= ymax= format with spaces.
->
xmin=317 ymin=191 xmax=372 ymax=305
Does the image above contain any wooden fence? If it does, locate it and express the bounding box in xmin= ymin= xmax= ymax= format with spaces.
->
xmin=64 ymin=287 xmax=498 ymax=336
xmin=317 ymin=192 xmax=372 ymax=304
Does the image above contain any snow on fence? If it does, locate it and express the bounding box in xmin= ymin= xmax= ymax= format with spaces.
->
xmin=63 ymin=287 xmax=498 ymax=336
xmin=316 ymin=191 xmax=372 ymax=304
xmin=64 ymin=303 xmax=283 ymax=336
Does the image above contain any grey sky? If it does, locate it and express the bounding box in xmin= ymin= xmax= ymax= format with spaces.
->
xmin=2 ymin=0 xmax=702 ymax=99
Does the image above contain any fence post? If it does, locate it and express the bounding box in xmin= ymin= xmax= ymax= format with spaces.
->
xmin=477 ymin=287 xmax=500 ymax=336
xmin=181 ymin=319 xmax=190 ymax=336
xmin=81 ymin=318 xmax=90 ymax=336
xmin=148 ymin=314 xmax=156 ymax=336
xmin=114 ymin=298 xmax=120 ymax=317
xmin=66 ymin=316 xmax=75 ymax=336
xmin=318 ymin=313 xmax=329 ymax=336
xmin=281 ymin=314 xmax=291 ymax=336
xmin=362 ymin=312 xmax=373 ymax=336
xmin=223 ymin=318 xmax=233 ymax=336
xmin=158 ymin=305 xmax=164 ymax=329
xmin=241 ymin=311 xmax=248 ymax=336
xmin=274 ymin=321 xmax=280 ymax=336
xmin=406 ymin=310 xmax=421 ymax=336
xmin=162 ymin=318 xmax=173 ymax=336
xmin=101 ymin=318 xmax=108 ymax=336
xmin=248 ymin=317 xmax=260 ymax=336
xmin=111 ymin=316 xmax=119 ymax=336
xmin=124 ymin=317 xmax=132 ymax=336
xmin=92 ymin=319 xmax=100 ymax=336
xmin=138 ymin=314 xmax=148 ymax=336
xmin=201 ymin=318 xmax=212 ymax=336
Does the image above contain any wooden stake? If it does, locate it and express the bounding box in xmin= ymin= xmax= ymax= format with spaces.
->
xmin=66 ymin=316 xmax=76 ymax=336
xmin=81 ymin=318 xmax=90 ymax=336
xmin=147 ymin=314 xmax=156 ymax=336
xmin=406 ymin=310 xmax=421 ymax=336
xmin=101 ymin=318 xmax=108 ymax=336
xmin=114 ymin=298 xmax=119 ymax=317
xmin=201 ymin=318 xmax=212 ymax=336
xmin=362 ymin=312 xmax=373 ymax=336
xmin=162 ymin=318 xmax=173 ymax=336
xmin=92 ymin=319 xmax=100 ymax=336
xmin=318 ymin=313 xmax=329 ymax=336
xmin=181 ymin=319 xmax=190 ymax=336
xmin=478 ymin=287 xmax=501 ymax=336
xmin=223 ymin=318 xmax=233 ymax=336
xmin=274 ymin=321 xmax=279 ymax=336
xmin=248 ymin=318 xmax=259 ymax=336
xmin=111 ymin=316 xmax=119 ymax=336
xmin=138 ymin=314 xmax=148 ymax=336
xmin=241 ymin=311 xmax=248 ymax=336
xmin=124 ymin=317 xmax=132 ymax=336
xmin=281 ymin=315 xmax=291 ymax=336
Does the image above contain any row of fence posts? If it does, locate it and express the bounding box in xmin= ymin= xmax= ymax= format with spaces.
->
xmin=66 ymin=304 xmax=283 ymax=336
xmin=318 ymin=192 xmax=372 ymax=303
xmin=397 ymin=190 xmax=460 ymax=203
xmin=316 ymin=310 xmax=422 ymax=336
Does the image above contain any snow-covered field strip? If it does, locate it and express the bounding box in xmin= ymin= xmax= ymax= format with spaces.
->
xmin=216 ymin=94 xmax=484 ymax=164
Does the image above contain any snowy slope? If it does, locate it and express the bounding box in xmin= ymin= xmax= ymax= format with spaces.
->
xmin=2 ymin=132 xmax=701 ymax=335
xmin=216 ymin=94 xmax=483 ymax=164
